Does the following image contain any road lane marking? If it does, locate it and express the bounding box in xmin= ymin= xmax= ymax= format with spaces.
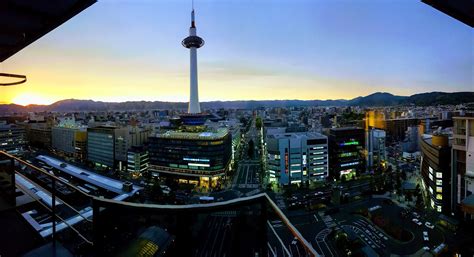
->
xmin=267 ymin=220 xmax=291 ymax=257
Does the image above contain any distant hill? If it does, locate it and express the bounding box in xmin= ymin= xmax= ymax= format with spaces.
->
xmin=0 ymin=91 xmax=473 ymax=113
xmin=347 ymin=92 xmax=406 ymax=106
xmin=402 ymin=92 xmax=474 ymax=106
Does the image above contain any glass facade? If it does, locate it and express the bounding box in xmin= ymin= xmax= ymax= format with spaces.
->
xmin=87 ymin=129 xmax=115 ymax=168
xmin=148 ymin=131 xmax=232 ymax=180
xmin=329 ymin=127 xmax=366 ymax=180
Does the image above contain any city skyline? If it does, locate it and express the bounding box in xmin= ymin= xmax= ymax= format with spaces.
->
xmin=1 ymin=0 xmax=472 ymax=106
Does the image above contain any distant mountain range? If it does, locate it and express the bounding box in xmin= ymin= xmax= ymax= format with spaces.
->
xmin=0 ymin=92 xmax=473 ymax=113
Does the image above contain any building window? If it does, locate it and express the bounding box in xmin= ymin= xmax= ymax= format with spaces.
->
xmin=436 ymin=172 xmax=442 ymax=178
xmin=436 ymin=179 xmax=442 ymax=186
xmin=436 ymin=194 xmax=442 ymax=200
xmin=429 ymin=187 xmax=433 ymax=194
xmin=429 ymin=173 xmax=433 ymax=181
xmin=436 ymin=187 xmax=442 ymax=193
xmin=429 ymin=166 xmax=433 ymax=174
xmin=436 ymin=206 xmax=442 ymax=212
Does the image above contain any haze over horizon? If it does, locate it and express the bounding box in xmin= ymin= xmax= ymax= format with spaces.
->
xmin=1 ymin=0 xmax=472 ymax=106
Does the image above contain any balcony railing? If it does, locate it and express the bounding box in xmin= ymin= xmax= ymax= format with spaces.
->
xmin=0 ymin=150 xmax=319 ymax=257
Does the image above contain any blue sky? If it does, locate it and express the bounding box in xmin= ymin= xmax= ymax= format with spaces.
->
xmin=3 ymin=0 xmax=473 ymax=104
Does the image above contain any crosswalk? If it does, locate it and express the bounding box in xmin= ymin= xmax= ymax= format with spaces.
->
xmin=275 ymin=194 xmax=286 ymax=209
xmin=237 ymin=184 xmax=259 ymax=189
xmin=318 ymin=212 xmax=337 ymax=228
xmin=211 ymin=211 xmax=238 ymax=217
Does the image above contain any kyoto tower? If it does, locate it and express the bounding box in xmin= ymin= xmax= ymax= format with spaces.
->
xmin=182 ymin=7 xmax=205 ymax=114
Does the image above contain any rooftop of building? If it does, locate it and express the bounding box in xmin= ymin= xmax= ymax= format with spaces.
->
xmin=329 ymin=127 xmax=364 ymax=132
xmin=453 ymin=115 xmax=474 ymax=120
xmin=267 ymin=131 xmax=326 ymax=140
xmin=421 ymin=133 xmax=453 ymax=148
xmin=155 ymin=127 xmax=229 ymax=140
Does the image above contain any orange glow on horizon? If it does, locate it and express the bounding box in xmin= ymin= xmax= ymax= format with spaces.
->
xmin=11 ymin=93 xmax=56 ymax=106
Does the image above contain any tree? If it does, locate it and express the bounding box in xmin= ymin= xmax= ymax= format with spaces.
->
xmin=255 ymin=117 xmax=262 ymax=130
xmin=341 ymin=175 xmax=347 ymax=183
xmin=415 ymin=194 xmax=424 ymax=208
xmin=400 ymin=170 xmax=407 ymax=180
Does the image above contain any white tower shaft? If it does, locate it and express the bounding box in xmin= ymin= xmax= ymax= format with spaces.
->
xmin=188 ymin=46 xmax=200 ymax=114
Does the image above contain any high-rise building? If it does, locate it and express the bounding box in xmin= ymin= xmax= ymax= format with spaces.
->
xmin=329 ymin=127 xmax=366 ymax=180
xmin=266 ymin=132 xmax=328 ymax=185
xmin=452 ymin=116 xmax=474 ymax=219
xmin=0 ymin=122 xmax=26 ymax=154
xmin=26 ymin=122 xmax=52 ymax=149
xmin=148 ymin=128 xmax=232 ymax=188
xmin=52 ymin=126 xmax=87 ymax=159
xmin=127 ymin=146 xmax=149 ymax=178
xmin=87 ymin=126 xmax=128 ymax=170
xmin=366 ymin=128 xmax=386 ymax=170
xmin=365 ymin=111 xmax=419 ymax=142
xmin=420 ymin=134 xmax=452 ymax=214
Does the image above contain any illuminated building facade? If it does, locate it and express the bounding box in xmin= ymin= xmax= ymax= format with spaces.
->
xmin=329 ymin=127 xmax=365 ymax=180
xmin=127 ymin=146 xmax=149 ymax=178
xmin=148 ymin=128 xmax=232 ymax=188
xmin=365 ymin=111 xmax=419 ymax=142
xmin=0 ymin=122 xmax=25 ymax=155
xmin=266 ymin=132 xmax=328 ymax=185
xmin=452 ymin=116 xmax=474 ymax=219
xmin=366 ymin=128 xmax=386 ymax=170
xmin=420 ymin=134 xmax=452 ymax=214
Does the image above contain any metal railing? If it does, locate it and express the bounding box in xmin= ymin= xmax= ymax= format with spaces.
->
xmin=0 ymin=151 xmax=319 ymax=256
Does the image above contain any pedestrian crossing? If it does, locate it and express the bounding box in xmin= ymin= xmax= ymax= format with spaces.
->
xmin=318 ymin=212 xmax=337 ymax=228
xmin=211 ymin=211 xmax=238 ymax=217
xmin=275 ymin=194 xmax=286 ymax=209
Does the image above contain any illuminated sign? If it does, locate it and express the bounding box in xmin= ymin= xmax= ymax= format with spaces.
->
xmin=188 ymin=163 xmax=210 ymax=167
xmin=340 ymin=161 xmax=359 ymax=167
xmin=339 ymin=141 xmax=359 ymax=146
xmin=183 ymin=157 xmax=210 ymax=162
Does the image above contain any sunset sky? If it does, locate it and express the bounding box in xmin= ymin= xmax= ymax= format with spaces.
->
xmin=1 ymin=0 xmax=472 ymax=106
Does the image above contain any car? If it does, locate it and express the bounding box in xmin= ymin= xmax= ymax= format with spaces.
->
xmin=423 ymin=231 xmax=429 ymax=241
xmin=425 ymin=222 xmax=434 ymax=229
xmin=423 ymin=246 xmax=430 ymax=251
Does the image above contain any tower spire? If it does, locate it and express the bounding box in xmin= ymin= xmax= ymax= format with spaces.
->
xmin=191 ymin=0 xmax=195 ymax=28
